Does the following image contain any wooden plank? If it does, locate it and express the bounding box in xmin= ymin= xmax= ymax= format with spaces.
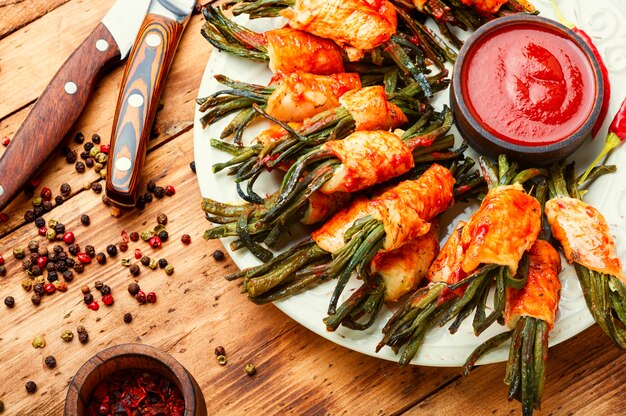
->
xmin=0 ymin=0 xmax=71 ymax=39
xmin=402 ymin=324 xmax=626 ymax=416
xmin=0 ymin=12 xmax=212 ymax=230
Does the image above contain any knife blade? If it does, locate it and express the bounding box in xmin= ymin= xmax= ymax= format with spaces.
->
xmin=0 ymin=0 xmax=152 ymax=213
xmin=105 ymin=0 xmax=196 ymax=208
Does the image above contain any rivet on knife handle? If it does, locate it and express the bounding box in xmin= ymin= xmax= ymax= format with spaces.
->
xmin=106 ymin=14 xmax=185 ymax=208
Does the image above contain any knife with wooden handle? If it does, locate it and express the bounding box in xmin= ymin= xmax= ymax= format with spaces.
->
xmin=105 ymin=0 xmax=196 ymax=208
xmin=0 ymin=0 xmax=152 ymax=213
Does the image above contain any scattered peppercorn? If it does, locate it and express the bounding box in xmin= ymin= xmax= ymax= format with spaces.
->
xmin=62 ymin=231 xmax=75 ymax=244
xmin=190 ymin=161 xmax=196 ymax=173
xmin=91 ymin=182 xmax=102 ymax=194
xmin=81 ymin=285 xmax=90 ymax=295
xmin=128 ymin=282 xmax=140 ymax=296
xmin=34 ymin=217 xmax=46 ymax=228
xmin=96 ymin=252 xmax=106 ymax=265
xmin=81 ymin=214 xmax=91 ymax=226
xmin=136 ymin=290 xmax=147 ymax=304
xmin=147 ymin=292 xmax=157 ymax=303
xmin=144 ymin=192 xmax=153 ymax=203
xmin=45 ymin=355 xmax=57 ymax=369
xmin=42 ymin=200 xmax=54 ymax=212
xmin=164 ymin=185 xmax=176 ymax=196
xmin=217 ymin=355 xmax=227 ymax=366
xmin=27 ymin=240 xmax=39 ymax=252
xmin=34 ymin=206 xmax=44 ymax=217
xmin=31 ymin=294 xmax=41 ymax=306
xmin=147 ymin=179 xmax=157 ymax=193
xmin=46 ymin=228 xmax=56 ymax=241
xmin=129 ymin=231 xmax=139 ymax=242
xmin=40 ymin=187 xmax=52 ymax=201
xmin=140 ymin=230 xmax=154 ymax=241
xmin=44 ymin=283 xmax=56 ymax=295
xmin=75 ymin=161 xmax=86 ymax=173
xmin=215 ymin=346 xmax=226 ymax=356
xmin=55 ymin=195 xmax=65 ymax=206
xmin=0 ymin=398 xmax=4 ymax=412
xmin=60 ymin=183 xmax=71 ymax=196
xmin=100 ymin=285 xmax=111 ymax=296
xmin=32 ymin=335 xmax=46 ymax=348
xmin=24 ymin=210 xmax=36 ymax=222
xmin=77 ymin=325 xmax=86 ymax=334
xmin=140 ymin=256 xmax=150 ymax=267
xmin=87 ymin=301 xmax=99 ymax=311
xmin=84 ymin=142 xmax=94 ymax=151
xmin=0 ymin=254 xmax=4 ymax=266
xmin=148 ymin=258 xmax=158 ymax=270
xmin=29 ymin=265 xmax=42 ymax=277
xmin=80 ymin=151 xmax=90 ymax=161
xmin=73 ymin=262 xmax=85 ymax=273
xmin=100 ymin=144 xmax=110 ymax=154
xmin=181 ymin=234 xmax=191 ymax=245
xmin=78 ymin=331 xmax=89 ymax=344
xmin=84 ymin=293 xmax=94 ymax=304
xmin=91 ymin=133 xmax=101 ymax=144
xmin=2 ymin=136 xmax=11 ymax=146
xmin=157 ymin=259 xmax=168 ymax=269
xmin=37 ymin=226 xmax=47 ymax=236
xmin=153 ymin=186 xmax=165 ymax=199
xmin=32 ymin=196 xmax=43 ymax=207
xmin=106 ymin=244 xmax=118 ymax=257
xmin=245 ymin=364 xmax=256 ymax=376
xmin=55 ymin=223 xmax=66 ymax=235
xmin=164 ymin=265 xmax=174 ymax=276
xmin=102 ymin=294 xmax=114 ymax=306
xmin=85 ymin=157 xmax=95 ymax=168
xmin=213 ymin=250 xmax=225 ymax=261
xmin=0 ymin=265 xmax=6 ymax=277
xmin=60 ymin=330 xmax=74 ymax=342
xmin=21 ymin=280 xmax=32 ymax=291
xmin=129 ymin=264 xmax=140 ymax=276
xmin=119 ymin=242 xmax=128 ymax=252
xmin=85 ymin=245 xmax=96 ymax=258
xmin=4 ymin=296 xmax=15 ymax=308
xmin=25 ymin=381 xmax=37 ymax=394
xmin=123 ymin=312 xmax=133 ymax=323
xmin=157 ymin=230 xmax=168 ymax=243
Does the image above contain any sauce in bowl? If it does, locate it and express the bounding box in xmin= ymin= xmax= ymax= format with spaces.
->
xmin=461 ymin=24 xmax=597 ymax=147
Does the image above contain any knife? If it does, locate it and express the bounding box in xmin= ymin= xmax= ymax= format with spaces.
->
xmin=0 ymin=0 xmax=152 ymax=212
xmin=105 ymin=0 xmax=196 ymax=208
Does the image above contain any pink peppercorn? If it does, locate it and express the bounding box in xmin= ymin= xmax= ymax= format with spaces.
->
xmin=38 ymin=227 xmax=47 ymax=236
xmin=1 ymin=137 xmax=10 ymax=147
xmin=134 ymin=249 xmax=142 ymax=259
xmin=62 ymin=231 xmax=75 ymax=244
xmin=87 ymin=301 xmax=99 ymax=311
xmin=100 ymin=144 xmax=110 ymax=154
xmin=37 ymin=256 xmax=47 ymax=269
xmin=149 ymin=236 xmax=162 ymax=249
xmin=136 ymin=290 xmax=147 ymax=304
xmin=181 ymin=234 xmax=191 ymax=245
xmin=77 ymin=253 xmax=91 ymax=264
xmin=147 ymin=292 xmax=157 ymax=303
xmin=44 ymin=283 xmax=56 ymax=295
xmin=102 ymin=294 xmax=114 ymax=306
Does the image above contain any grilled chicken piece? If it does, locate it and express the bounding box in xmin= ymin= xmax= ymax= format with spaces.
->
xmin=321 ymin=130 xmax=414 ymax=194
xmin=370 ymin=163 xmax=455 ymax=252
xmin=301 ymin=192 xmax=351 ymax=225
xmin=255 ymin=122 xmax=301 ymax=148
xmin=281 ymin=0 xmax=397 ymax=61
xmin=505 ymin=240 xmax=562 ymax=329
xmin=267 ymin=72 xmax=361 ymax=122
xmin=371 ymin=223 xmax=440 ymax=302
xmin=266 ymin=27 xmax=345 ymax=75
xmin=338 ymin=86 xmax=408 ymax=131
xmin=312 ymin=196 xmax=373 ymax=253
xmin=545 ymin=197 xmax=625 ymax=282
xmin=461 ymin=184 xmax=541 ymax=275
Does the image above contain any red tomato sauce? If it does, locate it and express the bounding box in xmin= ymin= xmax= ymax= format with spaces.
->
xmin=461 ymin=25 xmax=596 ymax=146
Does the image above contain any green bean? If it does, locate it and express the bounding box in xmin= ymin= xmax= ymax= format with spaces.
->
xmin=463 ymin=330 xmax=513 ymax=376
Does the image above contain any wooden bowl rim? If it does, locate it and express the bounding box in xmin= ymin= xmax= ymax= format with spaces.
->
xmin=64 ymin=343 xmax=199 ymax=416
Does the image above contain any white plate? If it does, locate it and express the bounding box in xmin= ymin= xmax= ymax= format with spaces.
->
xmin=193 ymin=0 xmax=626 ymax=366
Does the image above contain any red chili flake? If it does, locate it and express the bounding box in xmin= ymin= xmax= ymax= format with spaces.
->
xmin=87 ymin=301 xmax=99 ymax=311
xmin=37 ymin=256 xmax=47 ymax=269
xmin=0 ymin=213 xmax=8 ymax=222
xmin=62 ymin=231 xmax=75 ymax=244
xmin=0 ymin=254 xmax=4 ymax=265
xmin=102 ymin=294 xmax=114 ymax=306
xmin=77 ymin=253 xmax=91 ymax=264
xmin=149 ymin=236 xmax=162 ymax=249
xmin=146 ymin=292 xmax=157 ymax=303
xmin=100 ymin=144 xmax=110 ymax=154
xmin=136 ymin=290 xmax=147 ymax=304
xmin=165 ymin=185 xmax=176 ymax=196
xmin=1 ymin=136 xmax=10 ymax=147
xmin=44 ymin=283 xmax=56 ymax=295
xmin=38 ymin=227 xmax=47 ymax=236
xmin=40 ymin=187 xmax=52 ymax=201
xmin=134 ymin=248 xmax=142 ymax=259
xmin=121 ymin=230 xmax=129 ymax=243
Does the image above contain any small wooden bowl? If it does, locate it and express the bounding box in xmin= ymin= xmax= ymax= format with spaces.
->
xmin=451 ymin=15 xmax=605 ymax=165
xmin=65 ymin=344 xmax=207 ymax=416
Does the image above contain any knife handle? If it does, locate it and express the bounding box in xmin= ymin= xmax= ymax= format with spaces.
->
xmin=105 ymin=14 xmax=185 ymax=208
xmin=0 ymin=23 xmax=120 ymax=212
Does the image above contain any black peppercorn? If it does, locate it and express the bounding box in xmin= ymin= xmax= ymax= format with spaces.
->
xmin=190 ymin=161 xmax=196 ymax=173
xmin=156 ymin=213 xmax=168 ymax=225
xmin=46 ymin=262 xmax=56 ymax=272
xmin=34 ymin=206 xmax=44 ymax=217
xmin=24 ymin=210 xmax=36 ymax=222
xmin=153 ymin=186 xmax=165 ymax=199
xmin=61 ymin=146 xmax=71 ymax=156
xmin=128 ymin=282 xmax=140 ymax=295
xmin=54 ymin=223 xmax=65 ymax=234
xmin=66 ymin=150 xmax=78 ymax=163
xmin=91 ymin=182 xmax=102 ymax=194
xmin=140 ymin=256 xmax=150 ymax=267
xmin=135 ymin=195 xmax=146 ymax=209
xmin=147 ymin=179 xmax=157 ymax=192
xmin=44 ymin=355 xmax=57 ymax=369
xmin=25 ymin=381 xmax=37 ymax=393
xmin=54 ymin=195 xmax=64 ymax=206
xmin=31 ymin=294 xmax=41 ymax=306
xmin=144 ymin=192 xmax=153 ymax=203
xmin=213 ymin=250 xmax=225 ymax=261
xmin=106 ymin=244 xmax=118 ymax=257
xmin=4 ymin=296 xmax=15 ymax=308
xmin=30 ymin=265 xmax=42 ymax=276
xmin=28 ymin=240 xmax=39 ymax=252
xmin=96 ymin=253 xmax=106 ymax=265
xmin=157 ymin=230 xmax=169 ymax=242
xmin=68 ymin=243 xmax=80 ymax=256
xmin=57 ymin=251 xmax=68 ymax=261
xmin=100 ymin=285 xmax=111 ymax=296
xmin=158 ymin=258 xmax=168 ymax=269
xmin=80 ymin=214 xmax=90 ymax=226
xmin=53 ymin=245 xmax=63 ymax=255
xmin=123 ymin=312 xmax=133 ymax=323
xmin=129 ymin=232 xmax=139 ymax=242
xmin=83 ymin=293 xmax=94 ymax=304
xmin=84 ymin=142 xmax=94 ymax=151
xmin=80 ymin=151 xmax=90 ymax=161
xmin=94 ymin=281 xmax=103 ymax=291
xmin=75 ymin=161 xmax=86 ymax=173
xmin=34 ymin=284 xmax=44 ymax=297
xmin=60 ymin=183 xmax=71 ymax=196
xmin=78 ymin=331 xmax=89 ymax=344
xmin=74 ymin=132 xmax=85 ymax=144
xmin=73 ymin=262 xmax=84 ymax=273
xmin=22 ymin=259 xmax=33 ymax=270
xmin=85 ymin=245 xmax=96 ymax=258
xmin=91 ymin=134 xmax=101 ymax=144
xmin=34 ymin=217 xmax=46 ymax=228
xmin=85 ymin=157 xmax=94 ymax=168
xmin=0 ymin=265 xmax=6 ymax=276
xmin=62 ymin=270 xmax=74 ymax=282
xmin=55 ymin=262 xmax=67 ymax=273
xmin=47 ymin=252 xmax=57 ymax=263
xmin=65 ymin=258 xmax=75 ymax=268
xmin=47 ymin=270 xmax=58 ymax=282
xmin=42 ymin=201 xmax=53 ymax=212
xmin=129 ymin=264 xmax=140 ymax=276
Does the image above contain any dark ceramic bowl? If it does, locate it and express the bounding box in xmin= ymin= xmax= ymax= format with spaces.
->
xmin=65 ymin=344 xmax=207 ymax=416
xmin=451 ymin=15 xmax=605 ymax=165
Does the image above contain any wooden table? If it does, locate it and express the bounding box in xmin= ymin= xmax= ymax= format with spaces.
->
xmin=0 ymin=1 xmax=624 ymax=415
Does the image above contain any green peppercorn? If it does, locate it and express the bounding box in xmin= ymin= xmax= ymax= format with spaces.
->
xmin=140 ymin=230 xmax=154 ymax=241
xmin=100 ymin=170 xmax=107 ymax=180
xmin=25 ymin=381 xmax=37 ymax=394
xmin=34 ymin=276 xmax=45 ymax=285
xmin=89 ymin=147 xmax=100 ymax=158
xmin=44 ymin=355 xmax=57 ymax=369
xmin=32 ymin=335 xmax=46 ymax=348
xmin=21 ymin=280 xmax=32 ymax=291
xmin=164 ymin=265 xmax=174 ymax=276
xmin=60 ymin=330 xmax=74 ymax=342
xmin=13 ymin=247 xmax=25 ymax=259
xmin=123 ymin=313 xmax=133 ymax=323
xmin=245 ymin=363 xmax=256 ymax=376
xmin=148 ymin=258 xmax=158 ymax=270
xmin=153 ymin=224 xmax=166 ymax=234
xmin=93 ymin=162 xmax=103 ymax=173
xmin=95 ymin=153 xmax=107 ymax=164
xmin=32 ymin=196 xmax=43 ymax=207
xmin=156 ymin=213 xmax=168 ymax=225
xmin=46 ymin=228 xmax=56 ymax=241
xmin=217 ymin=355 xmax=227 ymax=365
xmin=121 ymin=258 xmax=131 ymax=267
xmin=4 ymin=296 xmax=15 ymax=308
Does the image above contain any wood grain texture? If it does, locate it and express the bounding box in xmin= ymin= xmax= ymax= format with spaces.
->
xmin=0 ymin=1 xmax=625 ymax=415
xmin=107 ymin=14 xmax=186 ymax=208
xmin=0 ymin=0 xmax=70 ymax=39
xmin=0 ymin=22 xmax=120 ymax=212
